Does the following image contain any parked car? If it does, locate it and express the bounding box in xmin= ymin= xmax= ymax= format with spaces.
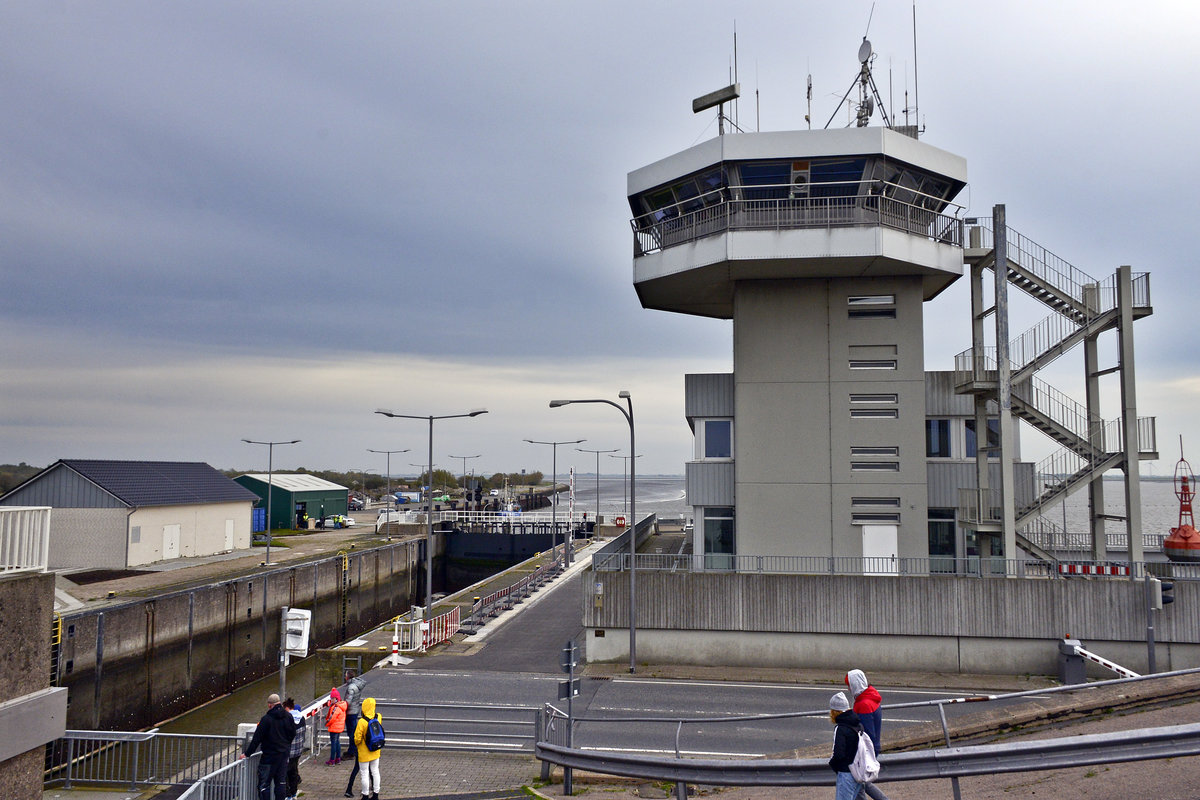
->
xmin=348 ymin=497 xmax=365 ymax=511
xmin=321 ymin=515 xmax=356 ymax=529
xmin=489 ymin=488 xmax=500 ymax=496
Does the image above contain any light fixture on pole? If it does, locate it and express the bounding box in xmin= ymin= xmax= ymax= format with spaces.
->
xmin=241 ymin=438 xmax=300 ymax=566
xmin=377 ymin=408 xmax=487 ymax=614
xmin=367 ymin=448 xmax=410 ymax=509
xmin=448 ymin=453 xmax=481 ymax=508
xmin=577 ymin=447 xmax=618 ymax=529
xmin=550 ymin=391 xmax=637 ymax=673
xmin=524 ymin=437 xmax=585 ymax=567
xmin=608 ymin=452 xmax=643 ymax=519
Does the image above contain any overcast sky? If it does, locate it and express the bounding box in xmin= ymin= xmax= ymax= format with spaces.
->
xmin=2 ymin=1 xmax=1197 ymax=480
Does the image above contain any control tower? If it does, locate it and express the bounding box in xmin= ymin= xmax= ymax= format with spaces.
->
xmin=627 ymin=122 xmax=967 ymax=564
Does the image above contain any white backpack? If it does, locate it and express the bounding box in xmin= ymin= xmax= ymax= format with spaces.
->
xmin=849 ymin=728 xmax=880 ymax=783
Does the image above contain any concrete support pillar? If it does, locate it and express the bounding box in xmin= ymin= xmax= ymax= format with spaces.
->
xmin=993 ymin=205 xmax=1018 ymax=564
xmin=1117 ymin=265 xmax=1144 ymax=566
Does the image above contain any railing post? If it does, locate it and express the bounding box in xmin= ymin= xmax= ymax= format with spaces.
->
xmin=64 ymin=737 xmax=74 ymax=789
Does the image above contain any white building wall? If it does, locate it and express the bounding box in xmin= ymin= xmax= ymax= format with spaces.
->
xmin=127 ymin=502 xmax=252 ymax=566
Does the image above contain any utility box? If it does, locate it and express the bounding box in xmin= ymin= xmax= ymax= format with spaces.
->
xmin=1057 ymin=638 xmax=1087 ymax=685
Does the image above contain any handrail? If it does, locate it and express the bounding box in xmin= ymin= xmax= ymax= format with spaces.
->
xmin=631 ymin=182 xmax=964 ymax=256
xmin=0 ymin=505 xmax=50 ymax=574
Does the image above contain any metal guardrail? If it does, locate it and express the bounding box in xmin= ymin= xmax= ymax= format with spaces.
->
xmin=591 ymin=514 xmax=657 ymax=571
xmin=537 ymin=723 xmax=1200 ymax=787
xmin=631 ymin=180 xmax=964 ymax=256
xmin=175 ymin=753 xmax=260 ymax=800
xmin=374 ymin=701 xmax=541 ymax=752
xmin=538 ymin=669 xmax=1200 ymax=787
xmin=461 ymin=558 xmax=562 ymax=633
xmin=0 ymin=505 xmax=50 ymax=574
xmin=45 ymin=730 xmax=244 ymax=791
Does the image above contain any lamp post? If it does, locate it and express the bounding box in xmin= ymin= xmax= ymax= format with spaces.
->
xmin=524 ymin=438 xmax=584 ymax=567
xmin=241 ymin=438 xmax=300 ymax=566
xmin=377 ymin=408 xmax=487 ymax=613
xmin=367 ymin=448 xmax=410 ymax=510
xmin=449 ymin=454 xmax=481 ymax=508
xmin=577 ymin=447 xmax=618 ymax=529
xmin=550 ymin=391 xmax=637 ymax=673
xmin=608 ymin=452 xmax=643 ymax=519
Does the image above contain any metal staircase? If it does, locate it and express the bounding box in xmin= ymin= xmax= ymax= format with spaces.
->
xmin=954 ymin=217 xmax=1154 ymax=560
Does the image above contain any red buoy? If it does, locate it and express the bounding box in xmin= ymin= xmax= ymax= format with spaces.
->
xmin=1163 ymin=441 xmax=1200 ymax=563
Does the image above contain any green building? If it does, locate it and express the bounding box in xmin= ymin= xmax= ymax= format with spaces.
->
xmin=234 ymin=473 xmax=348 ymax=530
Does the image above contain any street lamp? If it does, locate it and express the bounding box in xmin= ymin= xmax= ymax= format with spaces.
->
xmin=367 ymin=448 xmax=410 ymax=511
xmin=449 ymin=454 xmax=481 ymax=508
xmin=550 ymin=391 xmax=637 ymax=673
xmin=241 ymin=438 xmax=300 ymax=566
xmin=377 ymin=408 xmax=487 ymax=614
xmin=608 ymin=452 xmax=644 ymax=519
xmin=577 ymin=447 xmax=618 ymax=530
xmin=524 ymin=438 xmax=585 ymax=566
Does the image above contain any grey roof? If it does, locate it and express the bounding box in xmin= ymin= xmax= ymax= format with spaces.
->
xmin=51 ymin=460 xmax=259 ymax=507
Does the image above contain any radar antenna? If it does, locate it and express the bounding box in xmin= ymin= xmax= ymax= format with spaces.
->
xmin=823 ymin=37 xmax=894 ymax=130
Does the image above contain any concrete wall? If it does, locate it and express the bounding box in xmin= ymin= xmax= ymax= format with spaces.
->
xmin=127 ymin=501 xmax=252 ymax=565
xmin=584 ymin=570 xmax=1200 ymax=676
xmin=0 ymin=571 xmax=64 ymax=797
xmin=56 ymin=538 xmax=424 ymax=730
xmin=733 ymin=276 xmax=928 ymax=558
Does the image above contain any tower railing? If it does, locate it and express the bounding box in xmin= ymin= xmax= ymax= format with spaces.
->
xmin=631 ymin=180 xmax=964 ymax=255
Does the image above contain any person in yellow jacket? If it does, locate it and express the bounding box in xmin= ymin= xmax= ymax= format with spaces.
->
xmin=352 ymin=696 xmax=382 ymax=800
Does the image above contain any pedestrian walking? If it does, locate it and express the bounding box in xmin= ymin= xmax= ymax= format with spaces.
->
xmin=828 ymin=692 xmax=865 ymax=800
xmin=342 ymin=673 xmax=367 ymax=798
xmin=353 ymin=696 xmax=383 ymax=800
xmin=845 ymin=669 xmax=890 ymax=800
xmin=283 ymin=697 xmax=304 ymax=800
xmin=240 ymin=692 xmax=296 ymax=800
xmin=325 ymin=687 xmax=347 ymax=765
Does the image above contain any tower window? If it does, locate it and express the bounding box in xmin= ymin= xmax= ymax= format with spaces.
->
xmin=851 ymin=409 xmax=899 ymax=419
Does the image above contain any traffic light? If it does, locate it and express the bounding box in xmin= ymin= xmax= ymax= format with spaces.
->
xmin=1150 ymin=577 xmax=1176 ymax=610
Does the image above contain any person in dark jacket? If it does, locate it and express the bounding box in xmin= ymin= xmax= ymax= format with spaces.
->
xmin=284 ymin=697 xmax=305 ymax=800
xmin=828 ymin=692 xmax=865 ymax=800
xmin=241 ymin=692 xmax=296 ymax=800
xmin=342 ymin=674 xmax=367 ymax=798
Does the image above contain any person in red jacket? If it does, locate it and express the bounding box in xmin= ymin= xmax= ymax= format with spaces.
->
xmin=845 ymin=669 xmax=888 ymax=800
xmin=325 ymin=687 xmax=348 ymax=765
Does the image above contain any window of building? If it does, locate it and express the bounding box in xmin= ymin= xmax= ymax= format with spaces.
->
xmin=965 ymin=418 xmax=1001 ymax=458
xmin=851 ymin=446 xmax=899 ymax=457
xmin=695 ymin=419 xmax=733 ymax=460
xmin=849 ymin=360 xmax=897 ymax=370
xmin=850 ymin=408 xmax=898 ymax=419
xmin=848 ymin=294 xmax=897 ymax=319
xmin=852 ymin=511 xmax=902 ymax=525
xmin=702 ymin=506 xmax=735 ymax=570
xmin=852 ymin=497 xmax=901 ymax=507
xmin=850 ymin=393 xmax=898 ymax=404
xmin=925 ymin=418 xmax=952 ymax=457
xmin=851 ymin=461 xmax=900 ymax=471
xmin=130 ymin=525 xmax=141 ymax=544
xmin=928 ymin=508 xmax=957 ymax=573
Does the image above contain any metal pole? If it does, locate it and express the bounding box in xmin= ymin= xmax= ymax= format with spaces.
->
xmin=937 ymin=702 xmax=963 ymax=800
xmin=578 ymin=448 xmax=617 ymax=530
xmin=1146 ymin=575 xmax=1157 ymax=673
xmin=266 ymin=444 xmax=273 ymax=565
xmin=427 ymin=416 xmax=434 ymax=613
xmin=627 ymin=393 xmax=637 ymax=674
xmin=279 ymin=605 xmax=289 ymax=699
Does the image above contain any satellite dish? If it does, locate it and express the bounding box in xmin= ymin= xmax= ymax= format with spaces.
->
xmin=858 ymin=39 xmax=873 ymax=64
